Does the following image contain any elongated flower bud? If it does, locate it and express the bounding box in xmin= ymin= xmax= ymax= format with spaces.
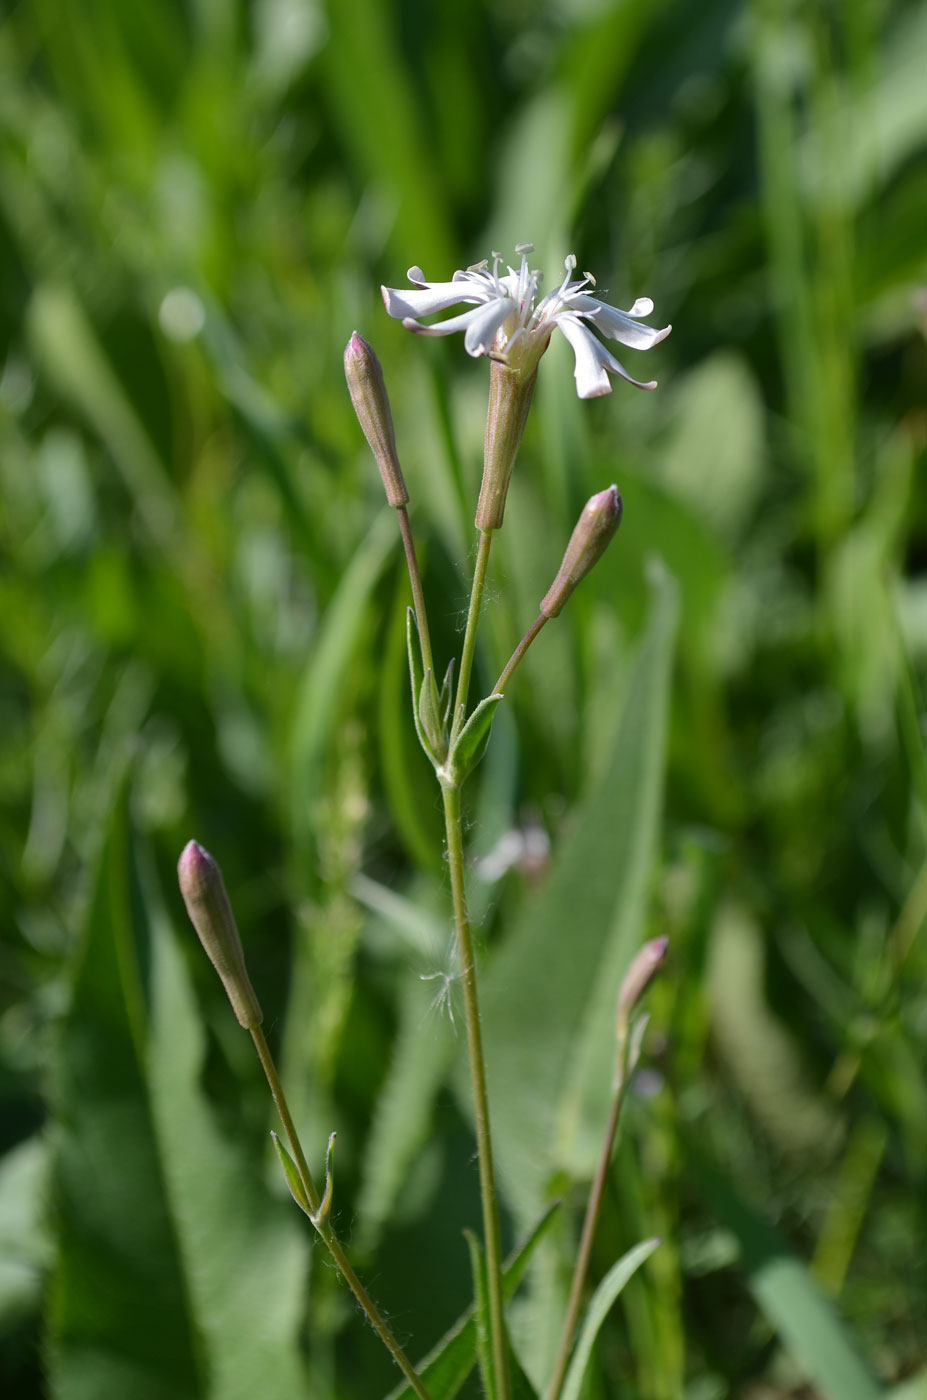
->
xmin=616 ymin=935 xmax=668 ymax=1032
xmin=177 ymin=841 xmax=263 ymax=1029
xmin=540 ymin=485 xmax=623 ymax=618
xmin=474 ymin=360 xmax=538 ymax=530
xmin=344 ymin=331 xmax=409 ymax=507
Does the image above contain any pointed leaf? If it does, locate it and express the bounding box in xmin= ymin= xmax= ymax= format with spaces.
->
xmin=439 ymin=656 xmax=456 ymax=729
xmin=316 ymin=1132 xmax=336 ymax=1227
xmin=271 ymin=1132 xmax=312 ymax=1219
xmin=560 ymin=1239 xmax=661 ymax=1400
xmin=419 ymin=667 xmax=446 ymax=757
xmin=447 ymin=693 xmax=504 ymax=784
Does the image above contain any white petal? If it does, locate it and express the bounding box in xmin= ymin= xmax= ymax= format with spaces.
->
xmin=628 ymin=297 xmax=654 ymax=316
xmin=557 ymin=318 xmax=657 ymax=398
xmin=402 ymin=300 xmax=509 ymax=350
xmin=381 ymin=279 xmax=489 ymax=320
xmin=462 ymin=296 xmax=516 ymax=356
xmin=569 ymin=295 xmax=672 ymax=350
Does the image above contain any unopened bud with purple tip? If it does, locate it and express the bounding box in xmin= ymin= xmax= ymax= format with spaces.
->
xmin=540 ymin=485 xmax=623 ymax=618
xmin=177 ymin=841 xmax=263 ymax=1029
xmin=344 ymin=332 xmax=409 ymax=507
xmin=616 ymin=935 xmax=668 ymax=1033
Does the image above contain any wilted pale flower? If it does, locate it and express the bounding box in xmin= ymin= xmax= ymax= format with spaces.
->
xmin=381 ymin=244 xmax=671 ymax=399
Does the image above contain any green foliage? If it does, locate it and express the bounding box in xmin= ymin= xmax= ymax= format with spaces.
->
xmin=2 ymin=0 xmax=926 ymax=1396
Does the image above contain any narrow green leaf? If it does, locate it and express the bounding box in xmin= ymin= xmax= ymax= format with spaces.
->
xmin=464 ymin=1230 xmax=496 ymax=1400
xmin=419 ymin=667 xmax=446 ymax=757
xmin=439 ymin=656 xmax=456 ymax=730
xmin=385 ymin=1202 xmax=561 ymax=1400
xmin=447 ymin=693 xmax=504 ymax=784
xmin=271 ymin=1132 xmax=312 ymax=1218
xmin=560 ymin=1239 xmax=661 ymax=1400
xmin=316 ymin=1132 xmax=336 ymax=1228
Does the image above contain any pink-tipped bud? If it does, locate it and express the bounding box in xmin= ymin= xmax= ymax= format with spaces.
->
xmin=474 ymin=360 xmax=539 ymax=531
xmin=177 ymin=841 xmax=263 ymax=1029
xmin=344 ymin=332 xmax=408 ymax=507
xmin=616 ymin=936 xmax=668 ymax=1031
xmin=540 ymin=485 xmax=623 ymax=618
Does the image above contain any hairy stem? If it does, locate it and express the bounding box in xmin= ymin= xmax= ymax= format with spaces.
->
xmin=441 ymin=779 xmax=509 ymax=1400
xmin=250 ymin=1026 xmax=434 ymax=1400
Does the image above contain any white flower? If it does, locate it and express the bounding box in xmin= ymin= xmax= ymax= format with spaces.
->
xmin=381 ymin=243 xmax=671 ymax=399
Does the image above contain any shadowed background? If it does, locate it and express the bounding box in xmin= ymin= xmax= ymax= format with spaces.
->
xmin=1 ymin=0 xmax=925 ymax=1397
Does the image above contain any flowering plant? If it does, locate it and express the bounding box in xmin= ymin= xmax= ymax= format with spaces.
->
xmin=179 ymin=245 xmax=672 ymax=1400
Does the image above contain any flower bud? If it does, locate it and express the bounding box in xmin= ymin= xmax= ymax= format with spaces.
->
xmin=616 ymin=936 xmax=668 ymax=1031
xmin=474 ymin=360 xmax=538 ymax=530
xmin=177 ymin=841 xmax=263 ymax=1029
xmin=540 ymin=485 xmax=623 ymax=618
xmin=344 ymin=332 xmax=408 ymax=507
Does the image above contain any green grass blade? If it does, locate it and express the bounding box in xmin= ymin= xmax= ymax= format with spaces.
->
xmin=560 ymin=1238 xmax=661 ymax=1400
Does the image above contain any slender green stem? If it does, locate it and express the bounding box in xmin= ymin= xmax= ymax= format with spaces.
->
xmin=544 ymin=1039 xmax=632 ymax=1400
xmin=441 ymin=779 xmax=509 ymax=1400
xmin=251 ymin=1026 xmax=323 ymax=1214
xmin=250 ymin=1026 xmax=434 ymax=1400
xmin=397 ymin=505 xmax=437 ymax=682
xmin=494 ymin=612 xmax=548 ymax=695
xmin=451 ymin=529 xmax=494 ymax=745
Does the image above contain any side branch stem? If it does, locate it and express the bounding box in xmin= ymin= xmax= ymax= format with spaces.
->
xmin=441 ymin=779 xmax=510 ymax=1400
xmin=544 ymin=1045 xmax=631 ymax=1400
xmin=451 ymin=529 xmax=493 ymax=744
xmin=250 ymin=1026 xmax=434 ymax=1400
xmin=494 ymin=613 xmax=548 ymax=694
xmin=397 ymin=505 xmax=437 ymax=682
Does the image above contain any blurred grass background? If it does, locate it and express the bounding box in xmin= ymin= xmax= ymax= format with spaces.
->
xmin=1 ymin=0 xmax=926 ymax=1396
